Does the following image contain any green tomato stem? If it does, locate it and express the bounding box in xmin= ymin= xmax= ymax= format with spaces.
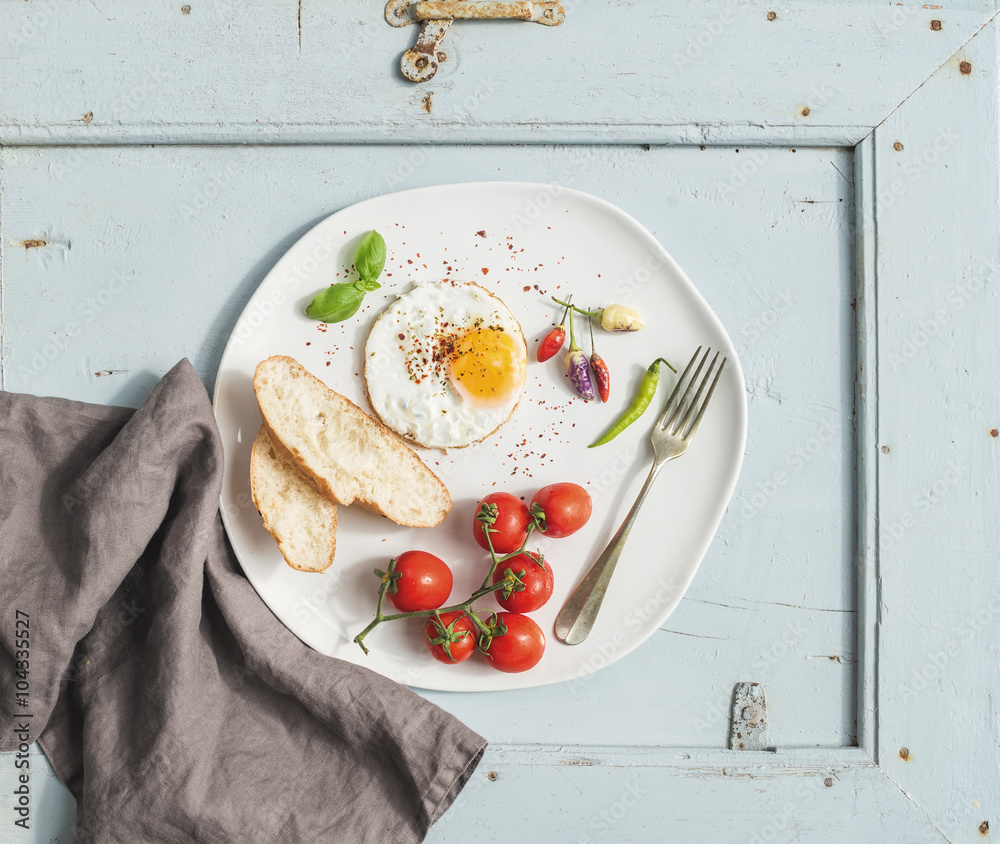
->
xmin=352 ymin=580 xmax=512 ymax=654
xmin=354 ymin=515 xmax=540 ymax=655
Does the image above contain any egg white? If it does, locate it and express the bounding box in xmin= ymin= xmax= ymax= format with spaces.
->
xmin=364 ymin=280 xmax=526 ymax=448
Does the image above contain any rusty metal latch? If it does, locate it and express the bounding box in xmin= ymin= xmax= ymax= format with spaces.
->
xmin=729 ymin=682 xmax=770 ymax=751
xmin=385 ymin=0 xmax=565 ymax=82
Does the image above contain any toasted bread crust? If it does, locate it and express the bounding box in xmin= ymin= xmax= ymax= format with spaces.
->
xmin=254 ymin=355 xmax=452 ymax=528
xmin=250 ymin=426 xmax=337 ymax=573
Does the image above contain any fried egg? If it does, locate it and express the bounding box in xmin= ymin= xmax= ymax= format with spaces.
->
xmin=364 ymin=281 xmax=527 ymax=448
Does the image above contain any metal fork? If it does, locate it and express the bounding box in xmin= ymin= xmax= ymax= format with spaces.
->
xmin=554 ymin=346 xmax=727 ymax=645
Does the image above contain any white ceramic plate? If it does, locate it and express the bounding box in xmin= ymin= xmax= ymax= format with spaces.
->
xmin=213 ymin=182 xmax=747 ymax=692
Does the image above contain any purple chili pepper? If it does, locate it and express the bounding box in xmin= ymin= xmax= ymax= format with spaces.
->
xmin=565 ymin=307 xmax=595 ymax=401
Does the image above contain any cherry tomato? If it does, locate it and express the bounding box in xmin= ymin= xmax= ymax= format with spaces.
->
xmin=472 ymin=492 xmax=531 ymax=554
xmin=423 ymin=611 xmax=476 ymax=664
xmin=480 ymin=613 xmax=545 ymax=673
xmin=531 ymin=482 xmax=592 ymax=539
xmin=492 ymin=552 xmax=554 ymax=613
xmin=385 ymin=551 xmax=453 ymax=613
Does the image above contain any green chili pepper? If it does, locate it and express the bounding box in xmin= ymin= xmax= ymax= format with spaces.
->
xmin=589 ymin=357 xmax=677 ymax=448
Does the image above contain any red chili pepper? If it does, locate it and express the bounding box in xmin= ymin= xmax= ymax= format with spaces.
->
xmin=589 ymin=318 xmax=610 ymax=402
xmin=537 ymin=297 xmax=572 ymax=362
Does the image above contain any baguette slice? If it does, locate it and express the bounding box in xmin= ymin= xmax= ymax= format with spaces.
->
xmin=250 ymin=426 xmax=337 ymax=573
xmin=253 ymin=355 xmax=452 ymax=528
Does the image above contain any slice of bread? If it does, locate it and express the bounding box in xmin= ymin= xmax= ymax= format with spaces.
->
xmin=253 ymin=355 xmax=453 ymax=528
xmin=250 ymin=426 xmax=337 ymax=573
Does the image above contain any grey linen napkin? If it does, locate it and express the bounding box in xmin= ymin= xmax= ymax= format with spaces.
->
xmin=0 ymin=359 xmax=485 ymax=843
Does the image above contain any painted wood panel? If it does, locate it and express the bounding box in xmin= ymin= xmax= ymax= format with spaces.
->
xmin=0 ymin=746 xmax=951 ymax=844
xmin=0 ymin=142 xmax=857 ymax=748
xmin=1 ymin=3 xmax=998 ymax=842
xmin=0 ymin=0 xmax=994 ymax=146
xmin=872 ymin=21 xmax=1000 ymax=844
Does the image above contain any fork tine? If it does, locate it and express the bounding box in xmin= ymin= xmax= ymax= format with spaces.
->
xmin=655 ymin=346 xmax=702 ymax=429
xmin=662 ymin=347 xmax=711 ymax=433
xmin=682 ymin=356 xmax=726 ymax=440
xmin=675 ymin=351 xmax=720 ymax=436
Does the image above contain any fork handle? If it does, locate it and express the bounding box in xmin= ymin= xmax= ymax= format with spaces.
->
xmin=554 ymin=460 xmax=665 ymax=645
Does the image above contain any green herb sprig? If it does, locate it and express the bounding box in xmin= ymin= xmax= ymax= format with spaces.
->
xmin=305 ymin=230 xmax=386 ymax=323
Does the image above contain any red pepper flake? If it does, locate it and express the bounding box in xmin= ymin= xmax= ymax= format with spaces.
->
xmin=476 ymin=230 xmax=486 ymax=237
xmin=407 ymin=259 xmax=413 ymax=264
xmin=482 ymin=268 xmax=489 ymax=275
xmin=398 ymin=333 xmax=405 ymax=340
xmin=306 ymin=341 xmax=311 ymax=346
xmin=325 ymin=361 xmax=331 ymax=366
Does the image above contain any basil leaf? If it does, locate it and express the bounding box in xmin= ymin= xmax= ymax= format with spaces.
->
xmin=354 ymin=230 xmax=386 ymax=284
xmin=305 ymin=283 xmax=365 ymax=323
xmin=304 ymin=229 xmax=386 ymax=323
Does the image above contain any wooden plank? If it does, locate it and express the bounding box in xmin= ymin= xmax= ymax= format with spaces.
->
xmin=874 ymin=18 xmax=1000 ymax=844
xmin=0 ymin=745 xmax=946 ymax=843
xmin=0 ymin=1 xmax=993 ymax=145
xmin=0 ymin=143 xmax=857 ymax=748
xmin=854 ymin=134 xmax=880 ymax=758
xmin=427 ymin=746 xmax=945 ymax=843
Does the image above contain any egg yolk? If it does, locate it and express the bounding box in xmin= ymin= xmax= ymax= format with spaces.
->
xmin=448 ymin=328 xmax=526 ymax=407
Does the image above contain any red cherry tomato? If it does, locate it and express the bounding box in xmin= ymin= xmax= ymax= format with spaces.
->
xmin=385 ymin=551 xmax=453 ymax=613
xmin=480 ymin=613 xmax=545 ymax=673
xmin=472 ymin=492 xmax=531 ymax=554
xmin=423 ymin=611 xmax=476 ymax=664
xmin=531 ymin=482 xmax=592 ymax=539
xmin=492 ymin=552 xmax=554 ymax=613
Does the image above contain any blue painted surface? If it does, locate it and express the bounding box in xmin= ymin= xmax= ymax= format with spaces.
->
xmin=0 ymin=2 xmax=998 ymax=842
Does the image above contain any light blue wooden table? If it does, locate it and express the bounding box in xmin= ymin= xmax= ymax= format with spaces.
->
xmin=1 ymin=1 xmax=998 ymax=841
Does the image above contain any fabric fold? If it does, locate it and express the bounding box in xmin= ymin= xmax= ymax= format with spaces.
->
xmin=0 ymin=359 xmax=484 ymax=843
